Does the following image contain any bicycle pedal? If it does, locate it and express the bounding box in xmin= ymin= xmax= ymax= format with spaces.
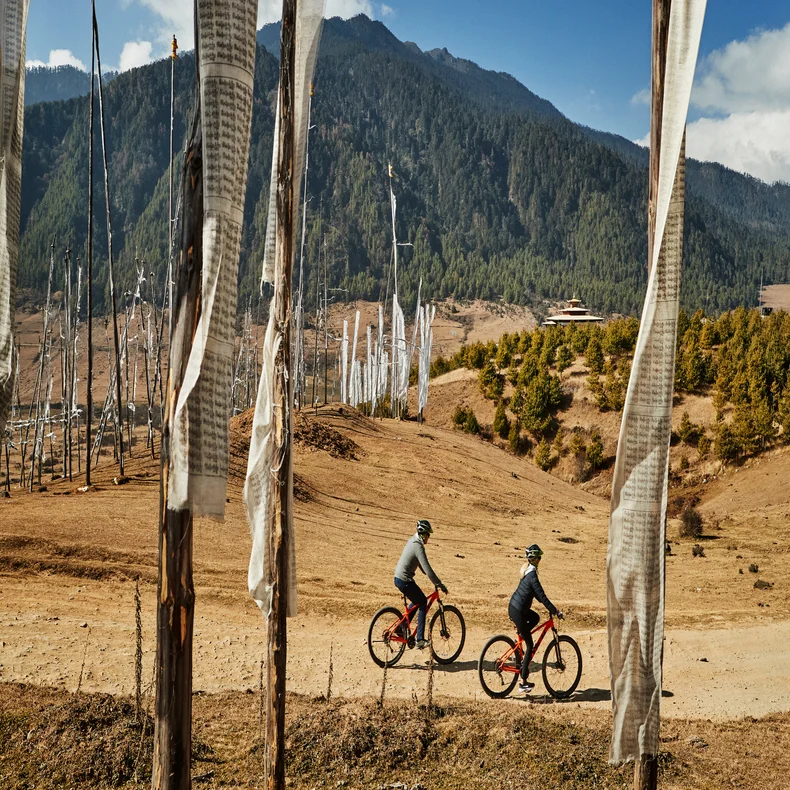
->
xmin=407 ymin=635 xmax=415 ymax=649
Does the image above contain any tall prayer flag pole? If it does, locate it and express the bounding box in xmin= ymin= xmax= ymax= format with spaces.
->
xmin=605 ymin=3 xmax=706 ymax=790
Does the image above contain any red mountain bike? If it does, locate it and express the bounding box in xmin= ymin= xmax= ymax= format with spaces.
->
xmin=367 ymin=587 xmax=466 ymax=667
xmin=478 ymin=615 xmax=582 ymax=699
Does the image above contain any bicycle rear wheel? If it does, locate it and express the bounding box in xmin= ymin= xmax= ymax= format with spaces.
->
xmin=542 ymin=634 xmax=582 ymax=699
xmin=367 ymin=606 xmax=407 ymax=668
xmin=478 ymin=635 xmax=520 ymax=698
xmin=429 ymin=604 xmax=466 ymax=664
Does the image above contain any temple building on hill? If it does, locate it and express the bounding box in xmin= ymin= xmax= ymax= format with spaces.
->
xmin=542 ymin=298 xmax=604 ymax=326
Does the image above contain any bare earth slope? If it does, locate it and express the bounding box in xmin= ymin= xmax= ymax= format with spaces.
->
xmin=2 ymin=404 xmax=789 ymax=739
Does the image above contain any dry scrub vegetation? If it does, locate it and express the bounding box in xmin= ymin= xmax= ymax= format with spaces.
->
xmin=3 ymin=683 xmax=789 ymax=789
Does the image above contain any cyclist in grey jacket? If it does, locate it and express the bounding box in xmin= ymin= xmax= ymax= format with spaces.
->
xmin=394 ymin=519 xmax=448 ymax=649
xmin=508 ymin=544 xmax=562 ymax=693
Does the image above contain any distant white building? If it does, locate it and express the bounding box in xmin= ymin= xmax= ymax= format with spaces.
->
xmin=542 ymin=298 xmax=603 ymax=326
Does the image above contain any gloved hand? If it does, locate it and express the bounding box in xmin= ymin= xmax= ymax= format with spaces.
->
xmin=439 ymin=584 xmax=448 ymax=595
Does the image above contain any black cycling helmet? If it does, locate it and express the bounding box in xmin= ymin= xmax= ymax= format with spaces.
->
xmin=416 ymin=519 xmax=433 ymax=536
xmin=525 ymin=544 xmax=543 ymax=560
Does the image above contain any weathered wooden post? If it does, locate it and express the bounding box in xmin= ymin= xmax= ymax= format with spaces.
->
xmin=152 ymin=80 xmax=202 ymax=790
xmin=265 ymin=2 xmax=298 ymax=786
xmin=93 ymin=6 xmax=125 ymax=477
xmin=85 ymin=26 xmax=94 ymax=485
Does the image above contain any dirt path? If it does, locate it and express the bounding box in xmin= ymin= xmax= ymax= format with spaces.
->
xmin=1 ymin=573 xmax=788 ymax=722
xmin=2 ymin=407 xmax=790 ymax=728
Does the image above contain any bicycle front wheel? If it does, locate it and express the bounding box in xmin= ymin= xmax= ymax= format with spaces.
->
xmin=478 ymin=635 xmax=520 ymax=698
xmin=542 ymin=634 xmax=582 ymax=699
xmin=429 ymin=604 xmax=466 ymax=664
xmin=367 ymin=606 xmax=406 ymax=668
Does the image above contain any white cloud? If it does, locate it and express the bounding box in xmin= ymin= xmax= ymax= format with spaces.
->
xmin=633 ymin=24 xmax=790 ymax=184
xmin=380 ymin=3 xmax=394 ymax=16
xmin=257 ymin=0 xmax=376 ymax=25
xmin=119 ymin=40 xmax=155 ymax=72
xmin=325 ymin=0 xmax=373 ymax=18
xmin=687 ymin=111 xmax=790 ymax=184
xmin=26 ymin=49 xmax=87 ymax=71
xmin=692 ymin=22 xmax=790 ymax=114
xmin=688 ymin=23 xmax=790 ymax=184
xmin=630 ymin=88 xmax=650 ymax=106
xmin=138 ymin=0 xmax=196 ymax=51
xmin=131 ymin=0 xmax=378 ymax=55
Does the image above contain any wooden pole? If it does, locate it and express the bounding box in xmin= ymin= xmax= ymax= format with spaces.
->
xmin=93 ymin=6 xmax=125 ymax=478
xmin=167 ymin=34 xmax=178 ymax=348
xmin=266 ymin=2 xmax=297 ymax=786
xmin=86 ymin=24 xmax=95 ymax=487
xmin=647 ymin=0 xmax=671 ymax=274
xmin=323 ymin=238 xmax=328 ymax=406
xmin=636 ymin=2 xmax=673 ymax=788
xmin=152 ymin=71 xmax=202 ymax=790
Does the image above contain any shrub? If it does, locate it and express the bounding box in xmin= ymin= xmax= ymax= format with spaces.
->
xmin=692 ymin=544 xmax=705 ymax=557
xmin=679 ymin=455 xmax=689 ymax=471
xmin=680 ymin=507 xmax=703 ymax=539
xmin=451 ymin=405 xmax=467 ymax=428
xmin=748 ymin=563 xmax=759 ymax=573
xmin=697 ymin=434 xmax=711 ymax=458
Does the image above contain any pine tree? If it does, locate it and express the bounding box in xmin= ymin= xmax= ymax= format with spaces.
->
xmin=556 ymin=344 xmax=574 ymax=376
xmin=552 ymin=427 xmax=565 ymax=455
xmin=751 ymin=396 xmax=776 ymax=448
xmin=586 ymin=430 xmax=604 ymax=471
xmin=535 ymin=438 xmax=552 ymax=471
xmin=478 ymin=359 xmax=504 ymax=400
xmin=677 ymin=411 xmax=698 ymax=445
xmin=714 ymin=421 xmax=740 ymax=462
xmin=493 ymin=400 xmax=510 ymax=439
xmin=604 ymin=361 xmax=624 ymax=411
xmin=779 ymin=389 xmax=790 ymax=443
xmin=585 ymin=335 xmax=604 ymax=375
xmin=568 ymin=429 xmax=586 ymax=457
xmin=508 ymin=421 xmax=523 ymax=454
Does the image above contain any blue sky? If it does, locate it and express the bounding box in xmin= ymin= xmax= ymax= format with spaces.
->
xmin=26 ymin=1 xmax=790 ymax=183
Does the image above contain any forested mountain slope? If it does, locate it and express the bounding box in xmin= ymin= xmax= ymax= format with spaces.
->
xmin=18 ymin=15 xmax=790 ymax=315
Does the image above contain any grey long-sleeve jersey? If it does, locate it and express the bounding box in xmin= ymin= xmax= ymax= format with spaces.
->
xmin=394 ymin=533 xmax=443 ymax=587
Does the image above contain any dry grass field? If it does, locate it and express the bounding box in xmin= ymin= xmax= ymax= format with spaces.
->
xmin=3 ymin=304 xmax=790 ymax=788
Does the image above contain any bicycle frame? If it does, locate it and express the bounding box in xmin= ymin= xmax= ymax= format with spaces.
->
xmin=385 ymin=588 xmax=442 ymax=645
xmin=498 ymin=617 xmax=557 ymax=674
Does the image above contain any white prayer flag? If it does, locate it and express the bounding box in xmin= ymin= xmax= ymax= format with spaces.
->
xmin=168 ymin=0 xmax=258 ymax=518
xmin=607 ymin=0 xmax=706 ymax=763
xmin=245 ymin=0 xmax=324 ymax=618
xmin=0 ymin=0 xmax=30 ymax=434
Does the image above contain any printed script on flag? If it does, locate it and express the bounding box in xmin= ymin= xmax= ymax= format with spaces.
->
xmin=0 ymin=0 xmax=30 ymax=434
xmin=607 ymin=0 xmax=707 ymax=764
xmin=168 ymin=0 xmax=257 ymax=517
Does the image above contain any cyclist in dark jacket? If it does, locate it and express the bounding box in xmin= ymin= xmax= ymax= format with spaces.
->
xmin=508 ymin=544 xmax=562 ymax=693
